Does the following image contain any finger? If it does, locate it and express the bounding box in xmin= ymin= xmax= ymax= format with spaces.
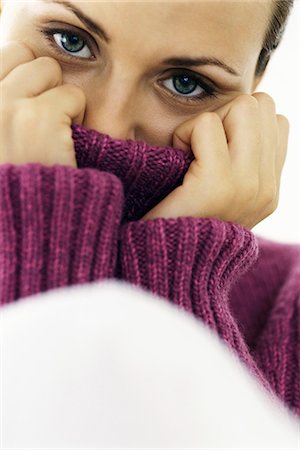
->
xmin=252 ymin=92 xmax=278 ymax=155
xmin=173 ymin=112 xmax=230 ymax=175
xmin=172 ymin=116 xmax=196 ymax=153
xmin=36 ymin=84 xmax=86 ymax=124
xmin=0 ymin=41 xmax=35 ymax=80
xmin=190 ymin=112 xmax=230 ymax=173
xmin=275 ymin=114 xmax=289 ymax=181
xmin=252 ymin=93 xmax=278 ymax=192
xmin=2 ymin=56 xmax=63 ymax=98
xmin=258 ymin=114 xmax=289 ymax=217
xmin=217 ymin=95 xmax=261 ymax=179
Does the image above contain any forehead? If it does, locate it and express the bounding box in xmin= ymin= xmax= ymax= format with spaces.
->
xmin=38 ymin=0 xmax=272 ymax=36
xmin=66 ymin=1 xmax=270 ymax=64
xmin=23 ymin=0 xmax=272 ymax=76
xmin=34 ymin=0 xmax=273 ymax=47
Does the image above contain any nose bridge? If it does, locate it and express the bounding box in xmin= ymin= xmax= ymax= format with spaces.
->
xmin=84 ymin=64 xmax=141 ymax=141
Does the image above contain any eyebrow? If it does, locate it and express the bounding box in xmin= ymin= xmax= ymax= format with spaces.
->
xmin=160 ymin=57 xmax=240 ymax=77
xmin=41 ymin=0 xmax=111 ymax=43
xmin=41 ymin=0 xmax=240 ymax=77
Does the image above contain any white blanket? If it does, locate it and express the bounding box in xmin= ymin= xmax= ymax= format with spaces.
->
xmin=1 ymin=280 xmax=299 ymax=448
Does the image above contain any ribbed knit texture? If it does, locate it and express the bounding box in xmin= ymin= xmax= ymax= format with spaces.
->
xmin=0 ymin=123 xmax=299 ymax=419
xmin=0 ymin=165 xmax=123 ymax=300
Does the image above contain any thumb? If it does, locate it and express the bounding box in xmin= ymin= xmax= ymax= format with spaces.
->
xmin=172 ymin=94 xmax=247 ymax=145
xmin=72 ymin=107 xmax=85 ymax=126
xmin=172 ymin=111 xmax=224 ymax=154
xmin=172 ymin=118 xmax=195 ymax=153
xmin=65 ymin=83 xmax=86 ymax=126
xmin=171 ymin=99 xmax=238 ymax=154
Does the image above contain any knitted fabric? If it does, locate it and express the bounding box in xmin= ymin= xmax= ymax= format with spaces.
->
xmin=0 ymin=123 xmax=299 ymax=418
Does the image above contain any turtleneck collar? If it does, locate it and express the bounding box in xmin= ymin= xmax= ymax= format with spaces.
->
xmin=72 ymin=123 xmax=195 ymax=223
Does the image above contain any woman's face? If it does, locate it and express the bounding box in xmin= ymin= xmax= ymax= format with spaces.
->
xmin=1 ymin=0 xmax=272 ymax=147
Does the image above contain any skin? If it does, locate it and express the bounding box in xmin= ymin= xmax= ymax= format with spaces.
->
xmin=1 ymin=0 xmax=270 ymax=143
xmin=0 ymin=0 xmax=290 ymax=229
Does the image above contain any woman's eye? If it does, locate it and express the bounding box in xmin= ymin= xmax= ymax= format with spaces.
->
xmin=41 ymin=28 xmax=94 ymax=60
xmin=160 ymin=72 xmax=218 ymax=103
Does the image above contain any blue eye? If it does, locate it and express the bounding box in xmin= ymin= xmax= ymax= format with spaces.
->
xmin=160 ymin=71 xmax=219 ymax=103
xmin=41 ymin=27 xmax=95 ymax=60
xmin=167 ymin=74 xmax=200 ymax=95
xmin=41 ymin=26 xmax=219 ymax=104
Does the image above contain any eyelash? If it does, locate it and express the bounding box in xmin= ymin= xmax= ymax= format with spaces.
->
xmin=160 ymin=72 xmax=219 ymax=104
xmin=40 ymin=26 xmax=220 ymax=104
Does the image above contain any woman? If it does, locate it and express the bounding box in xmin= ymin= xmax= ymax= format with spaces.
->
xmin=0 ymin=0 xmax=299 ymax=424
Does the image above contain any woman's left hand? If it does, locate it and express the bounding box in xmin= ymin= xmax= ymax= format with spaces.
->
xmin=141 ymin=92 xmax=290 ymax=230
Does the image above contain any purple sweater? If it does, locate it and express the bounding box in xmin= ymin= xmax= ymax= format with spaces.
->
xmin=0 ymin=123 xmax=299 ymax=418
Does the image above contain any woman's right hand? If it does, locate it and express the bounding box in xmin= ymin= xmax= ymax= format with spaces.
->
xmin=0 ymin=41 xmax=86 ymax=167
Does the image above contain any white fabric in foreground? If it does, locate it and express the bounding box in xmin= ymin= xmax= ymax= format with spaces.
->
xmin=1 ymin=279 xmax=299 ymax=449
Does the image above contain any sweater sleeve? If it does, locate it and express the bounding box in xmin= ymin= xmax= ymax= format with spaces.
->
xmin=0 ymin=163 xmax=124 ymax=305
xmin=118 ymin=216 xmax=277 ymax=397
xmin=228 ymin=236 xmax=300 ymax=418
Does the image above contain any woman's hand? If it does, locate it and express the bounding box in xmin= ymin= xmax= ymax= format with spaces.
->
xmin=141 ymin=93 xmax=290 ymax=230
xmin=0 ymin=41 xmax=86 ymax=167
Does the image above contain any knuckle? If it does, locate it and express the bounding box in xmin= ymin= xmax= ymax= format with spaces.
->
xmin=261 ymin=184 xmax=277 ymax=207
xmin=277 ymin=114 xmax=290 ymax=131
xmin=235 ymin=94 xmax=259 ymax=110
xmin=1 ymin=40 xmax=35 ymax=62
xmin=270 ymin=198 xmax=278 ymax=212
xmin=265 ymin=202 xmax=277 ymax=216
xmin=263 ymin=185 xmax=276 ymax=202
xmin=39 ymin=56 xmax=62 ymax=77
xmin=265 ymin=95 xmax=276 ymax=110
xmin=273 ymin=196 xmax=279 ymax=210
xmin=197 ymin=111 xmax=220 ymax=126
xmin=253 ymin=92 xmax=276 ymax=109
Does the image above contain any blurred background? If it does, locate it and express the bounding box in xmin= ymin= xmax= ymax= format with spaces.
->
xmin=252 ymin=1 xmax=300 ymax=243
